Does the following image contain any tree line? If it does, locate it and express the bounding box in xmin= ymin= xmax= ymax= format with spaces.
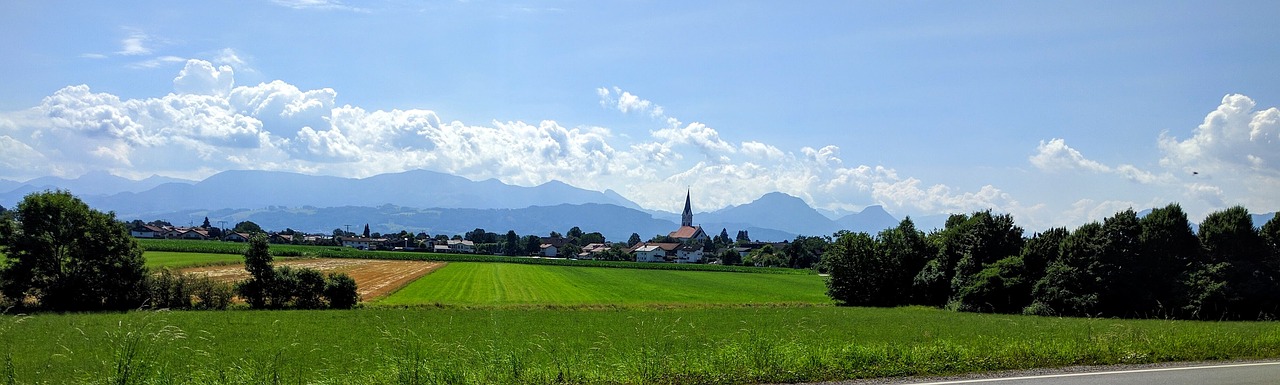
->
xmin=825 ymin=204 xmax=1280 ymax=320
xmin=0 ymin=191 xmax=358 ymax=311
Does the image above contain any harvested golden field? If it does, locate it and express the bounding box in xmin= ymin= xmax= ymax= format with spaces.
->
xmin=180 ymin=258 xmax=445 ymax=300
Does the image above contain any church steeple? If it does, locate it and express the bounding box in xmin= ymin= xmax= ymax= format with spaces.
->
xmin=681 ymin=189 xmax=693 ymax=227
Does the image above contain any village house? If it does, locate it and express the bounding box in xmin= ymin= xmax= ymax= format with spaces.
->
xmin=224 ymin=232 xmax=252 ymax=242
xmin=629 ymin=242 xmax=681 ymax=262
xmin=129 ymin=224 xmax=165 ymax=239
xmin=447 ymin=239 xmax=475 ymax=253
xmin=339 ymin=236 xmax=381 ymax=250
xmin=577 ymin=243 xmax=608 ymax=259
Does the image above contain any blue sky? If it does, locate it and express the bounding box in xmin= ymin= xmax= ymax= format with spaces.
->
xmin=1 ymin=0 xmax=1278 ymax=229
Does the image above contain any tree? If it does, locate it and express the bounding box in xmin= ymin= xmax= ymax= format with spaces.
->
xmin=784 ymin=235 xmax=827 ymax=270
xmin=947 ymin=211 xmax=1024 ymax=307
xmin=0 ymin=190 xmax=148 ymax=311
xmin=882 ymin=218 xmax=930 ymax=295
xmin=717 ymin=248 xmax=742 ymax=266
xmin=201 ymin=216 xmax=211 ymax=228
xmin=579 ymin=232 xmax=606 ymax=245
xmin=1028 ymin=222 xmax=1102 ymax=317
xmin=736 ymin=230 xmax=751 ymax=243
xmin=1192 ymin=206 xmax=1272 ymax=319
xmin=628 ymin=233 xmax=642 ymax=247
xmin=825 ymin=231 xmax=896 ymax=306
xmin=504 ymin=230 xmax=521 ymax=256
xmin=566 ymin=226 xmax=584 ymax=241
xmin=465 ymin=228 xmax=489 ymax=244
xmin=237 ymin=233 xmax=275 ymax=308
xmin=325 ymin=272 xmax=359 ymax=309
xmin=363 ymin=224 xmax=371 ymax=238
xmin=523 ymin=235 xmax=542 ymax=256
xmin=233 ymin=220 xmax=264 ymax=234
xmin=1138 ymin=204 xmax=1200 ymax=317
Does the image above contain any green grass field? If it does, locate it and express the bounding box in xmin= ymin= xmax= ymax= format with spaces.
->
xmin=3 ymin=306 xmax=1278 ymax=385
xmin=379 ymin=262 xmax=830 ymax=306
xmin=142 ymin=251 xmax=249 ymax=269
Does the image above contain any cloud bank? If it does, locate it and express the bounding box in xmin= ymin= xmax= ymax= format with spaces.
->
xmin=1 ymin=60 xmax=1276 ymax=230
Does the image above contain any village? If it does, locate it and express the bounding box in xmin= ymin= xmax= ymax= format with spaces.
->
xmin=126 ymin=191 xmax=790 ymax=265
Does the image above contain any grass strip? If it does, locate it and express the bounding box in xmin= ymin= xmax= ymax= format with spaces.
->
xmin=3 ymin=306 xmax=1278 ymax=384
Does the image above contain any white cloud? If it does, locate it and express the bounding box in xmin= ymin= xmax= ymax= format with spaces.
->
xmin=272 ymin=0 xmax=368 ymax=12
xmin=597 ymin=86 xmax=667 ymax=119
xmin=1160 ymin=94 xmax=1280 ymax=176
xmin=2 ymin=60 xmax=1151 ymax=231
xmin=1031 ymin=138 xmax=1161 ymax=183
xmin=117 ymin=29 xmax=152 ymax=56
xmin=173 ymin=60 xmax=235 ymax=96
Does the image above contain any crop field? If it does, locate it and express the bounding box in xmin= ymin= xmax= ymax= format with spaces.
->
xmin=379 ymin=262 xmax=829 ymax=306
xmin=178 ymin=258 xmax=445 ymax=300
xmin=143 ymin=251 xmax=251 ymax=269
xmin=3 ymin=306 xmax=1279 ymax=385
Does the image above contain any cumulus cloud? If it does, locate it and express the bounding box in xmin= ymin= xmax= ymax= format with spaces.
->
xmin=0 ymin=60 xmax=1065 ymax=229
xmin=174 ymin=60 xmax=235 ymax=96
xmin=597 ymin=86 xmax=666 ymax=119
xmin=1160 ymin=94 xmax=1280 ymax=176
xmin=1031 ymin=138 xmax=1161 ymax=183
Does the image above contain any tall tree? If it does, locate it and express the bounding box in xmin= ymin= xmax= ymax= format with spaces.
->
xmin=948 ymin=211 xmax=1024 ymax=307
xmin=1094 ymin=209 xmax=1144 ymax=317
xmin=825 ymin=231 xmax=896 ymax=306
xmin=628 ymin=233 xmax=642 ymax=247
xmin=237 ymin=233 xmax=275 ymax=309
xmin=1138 ymin=204 xmax=1200 ymax=317
xmin=504 ymin=230 xmax=521 ymax=256
xmin=1028 ymin=222 xmax=1103 ymax=317
xmin=0 ymin=190 xmax=148 ymax=311
xmin=362 ymin=223 xmax=371 ymax=238
xmin=201 ymin=216 xmax=211 ymax=228
xmin=566 ymin=226 xmax=584 ymax=241
xmin=1193 ymin=206 xmax=1272 ymax=319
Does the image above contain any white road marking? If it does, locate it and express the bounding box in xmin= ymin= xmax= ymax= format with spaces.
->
xmin=907 ymin=361 xmax=1280 ymax=384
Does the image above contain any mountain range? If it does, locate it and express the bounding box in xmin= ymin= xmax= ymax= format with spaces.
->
xmin=0 ymin=170 xmax=900 ymax=241
xmin=2 ymin=170 xmax=1274 ymax=242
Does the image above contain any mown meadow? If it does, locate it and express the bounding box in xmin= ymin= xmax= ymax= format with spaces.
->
xmin=378 ymin=262 xmax=829 ymax=306
xmin=3 ymin=306 xmax=1279 ymax=385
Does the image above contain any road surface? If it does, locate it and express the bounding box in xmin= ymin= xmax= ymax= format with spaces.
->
xmin=793 ymin=361 xmax=1280 ymax=385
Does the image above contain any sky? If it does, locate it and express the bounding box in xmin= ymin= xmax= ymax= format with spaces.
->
xmin=1 ymin=0 xmax=1278 ymax=230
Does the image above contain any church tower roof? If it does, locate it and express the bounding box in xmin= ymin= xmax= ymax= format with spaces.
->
xmin=681 ymin=189 xmax=693 ymax=227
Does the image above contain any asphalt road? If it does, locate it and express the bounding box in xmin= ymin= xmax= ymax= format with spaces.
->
xmin=793 ymin=361 xmax=1280 ymax=385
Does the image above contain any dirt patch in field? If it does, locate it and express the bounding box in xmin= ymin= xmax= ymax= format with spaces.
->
xmin=180 ymin=259 xmax=445 ymax=301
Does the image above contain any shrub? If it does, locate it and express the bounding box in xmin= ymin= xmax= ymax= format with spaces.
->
xmin=325 ymin=273 xmax=359 ymax=309
xmin=145 ymin=268 xmax=234 ymax=310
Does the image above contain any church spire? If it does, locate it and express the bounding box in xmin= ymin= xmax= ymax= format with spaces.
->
xmin=681 ymin=189 xmax=693 ymax=227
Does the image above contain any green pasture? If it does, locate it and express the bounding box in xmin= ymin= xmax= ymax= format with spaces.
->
xmin=379 ymin=262 xmax=829 ymax=306
xmin=3 ymin=306 xmax=1278 ymax=385
xmin=142 ymin=251 xmax=248 ymax=269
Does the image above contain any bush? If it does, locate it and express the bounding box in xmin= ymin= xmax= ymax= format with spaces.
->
xmin=145 ymin=268 xmax=233 ymax=310
xmin=325 ymin=273 xmax=360 ymax=309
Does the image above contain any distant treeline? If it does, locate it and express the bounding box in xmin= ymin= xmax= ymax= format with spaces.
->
xmin=825 ymin=204 xmax=1280 ymax=320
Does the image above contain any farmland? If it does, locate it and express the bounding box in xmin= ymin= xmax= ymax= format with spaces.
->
xmin=143 ymin=251 xmax=252 ymax=269
xmin=379 ymin=262 xmax=829 ymax=306
xmin=179 ymin=258 xmax=445 ymax=301
xmin=3 ymin=306 xmax=1279 ymax=384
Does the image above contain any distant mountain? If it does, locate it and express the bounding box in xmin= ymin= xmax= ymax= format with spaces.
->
xmin=131 ymin=203 xmax=678 ymax=242
xmin=64 ymin=169 xmax=644 ymax=218
xmin=1254 ymin=212 xmax=1277 ymax=228
xmin=835 ymin=205 xmax=900 ymax=234
xmin=698 ymin=192 xmax=840 ymax=237
xmin=0 ymin=171 xmax=193 ymax=200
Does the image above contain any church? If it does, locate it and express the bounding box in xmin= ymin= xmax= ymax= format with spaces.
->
xmin=668 ymin=190 xmax=710 ymax=243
